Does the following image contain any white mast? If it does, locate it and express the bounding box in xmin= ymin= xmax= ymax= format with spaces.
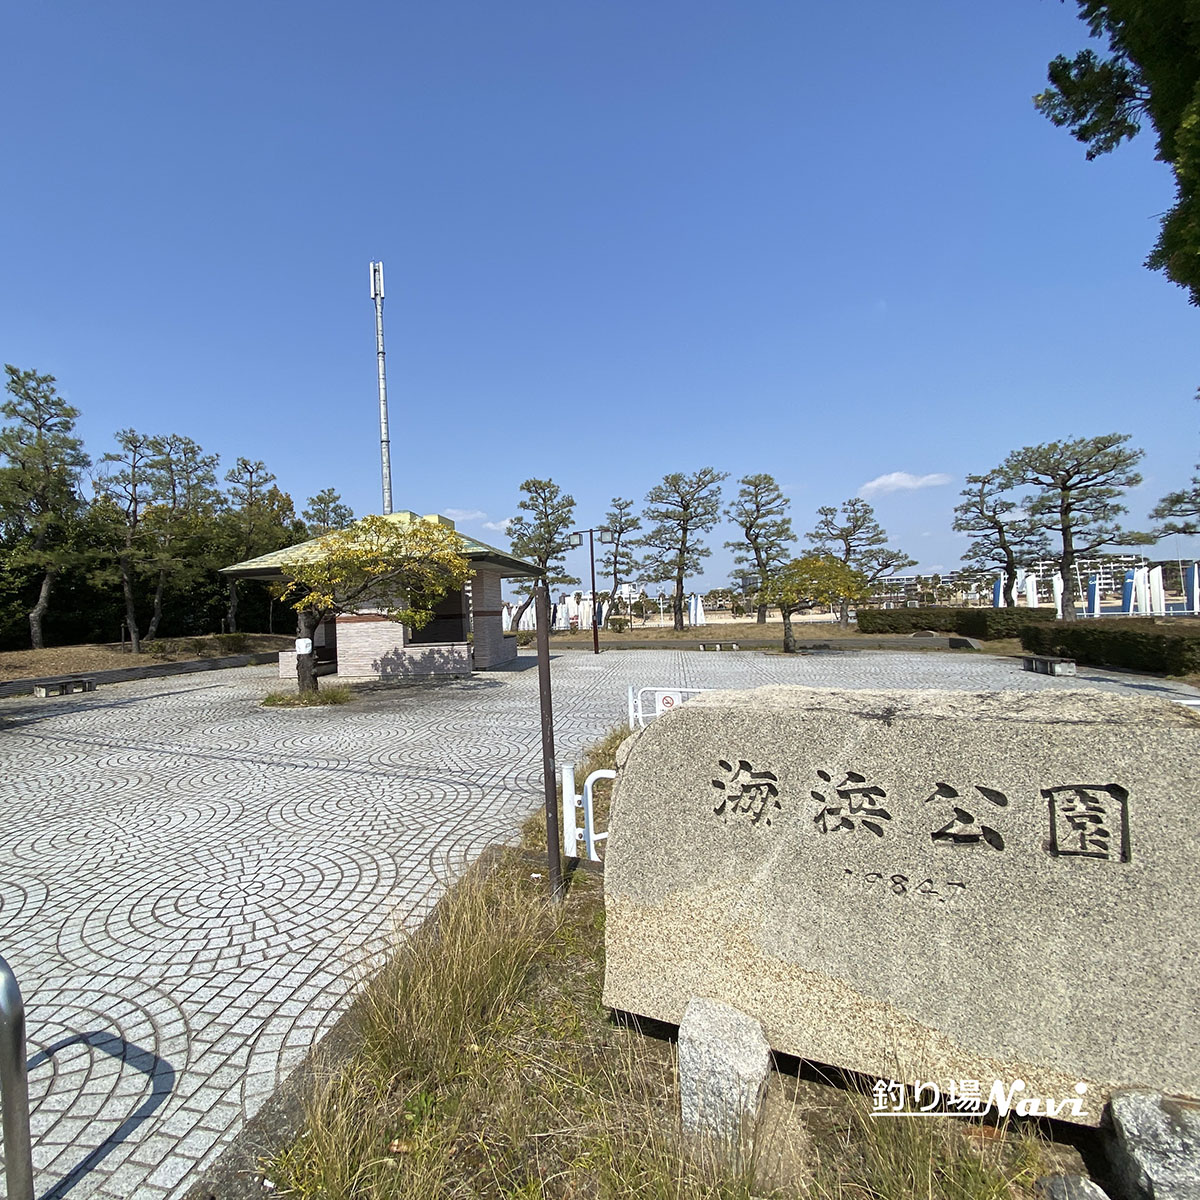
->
xmin=369 ymin=261 xmax=393 ymax=515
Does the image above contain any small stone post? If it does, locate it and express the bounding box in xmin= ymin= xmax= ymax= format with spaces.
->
xmin=678 ymin=997 xmax=771 ymax=1155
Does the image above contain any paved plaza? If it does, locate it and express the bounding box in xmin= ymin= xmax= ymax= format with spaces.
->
xmin=2 ymin=647 xmax=1198 ymax=1198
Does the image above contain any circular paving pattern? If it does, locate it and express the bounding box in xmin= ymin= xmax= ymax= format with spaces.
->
xmin=23 ymin=977 xmax=188 ymax=1185
xmin=1 ymin=652 xmax=1197 ymax=1198
xmin=0 ymin=876 xmax=49 ymax=928
xmin=104 ymin=792 xmax=245 ymax=839
xmin=5 ymin=813 xmax=138 ymax=869
xmin=58 ymin=837 xmax=399 ymax=972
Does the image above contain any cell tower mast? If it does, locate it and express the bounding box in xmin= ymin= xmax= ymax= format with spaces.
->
xmin=369 ymin=261 xmax=393 ymax=515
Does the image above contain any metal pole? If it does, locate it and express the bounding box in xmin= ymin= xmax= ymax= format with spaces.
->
xmin=535 ymin=582 xmax=564 ymax=901
xmin=588 ymin=529 xmax=600 ymax=655
xmin=0 ymin=954 xmax=34 ymax=1200
xmin=370 ymin=261 xmax=393 ymax=516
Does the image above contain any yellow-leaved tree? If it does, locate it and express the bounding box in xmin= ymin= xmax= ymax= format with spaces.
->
xmin=765 ymin=552 xmax=868 ymax=653
xmin=280 ymin=516 xmax=470 ymax=692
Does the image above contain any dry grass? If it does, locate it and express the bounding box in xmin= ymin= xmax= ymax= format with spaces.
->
xmin=266 ymin=853 xmax=1050 ymax=1200
xmin=972 ymin=637 xmax=1024 ymax=659
xmin=806 ymin=1092 xmax=1044 ymax=1200
xmin=267 ymin=854 xmax=778 ymax=1199
xmin=0 ymin=633 xmax=289 ymax=679
xmin=267 ymin=728 xmax=1060 ymax=1200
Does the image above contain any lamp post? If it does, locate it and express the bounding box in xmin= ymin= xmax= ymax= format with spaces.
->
xmin=568 ymin=527 xmax=613 ymax=654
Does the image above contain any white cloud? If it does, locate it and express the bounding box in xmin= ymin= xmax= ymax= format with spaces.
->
xmin=858 ymin=471 xmax=953 ymax=498
xmin=444 ymin=508 xmax=486 ymax=522
xmin=482 ymin=517 xmax=513 ymax=533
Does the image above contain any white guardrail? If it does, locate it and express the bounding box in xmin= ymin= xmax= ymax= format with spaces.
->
xmin=561 ymin=763 xmax=614 ymax=862
xmin=626 ymin=685 xmax=712 ymax=731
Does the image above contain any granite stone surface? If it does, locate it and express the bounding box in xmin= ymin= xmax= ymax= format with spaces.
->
xmin=1107 ymin=1092 xmax=1200 ymax=1200
xmin=677 ymin=997 xmax=771 ymax=1144
xmin=1034 ymin=1175 xmax=1111 ymax=1200
xmin=603 ymin=687 xmax=1200 ymax=1126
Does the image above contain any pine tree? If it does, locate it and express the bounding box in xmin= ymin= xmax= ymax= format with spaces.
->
xmin=806 ymin=498 xmax=915 ymax=626
xmin=506 ymin=478 xmax=578 ymax=630
xmin=724 ymin=473 xmax=795 ymax=623
xmin=1003 ymin=434 xmax=1146 ymax=621
xmin=0 ymin=365 xmax=89 ymax=648
xmin=303 ymin=488 xmax=355 ymax=536
xmin=640 ymin=469 xmax=728 ymax=631
xmin=600 ymin=497 xmax=641 ymax=627
xmin=953 ymin=471 xmax=1047 ymax=606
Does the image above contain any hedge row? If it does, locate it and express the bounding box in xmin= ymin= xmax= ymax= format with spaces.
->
xmin=953 ymin=608 xmax=1059 ymax=640
xmin=1020 ymin=620 xmax=1200 ymax=675
xmin=856 ymin=607 xmax=1059 ymax=639
xmin=855 ymin=608 xmax=959 ymax=634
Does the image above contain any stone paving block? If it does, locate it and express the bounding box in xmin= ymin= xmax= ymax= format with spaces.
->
xmin=3 ymin=652 xmax=1197 ymax=1198
xmin=146 ymin=1153 xmax=196 ymax=1188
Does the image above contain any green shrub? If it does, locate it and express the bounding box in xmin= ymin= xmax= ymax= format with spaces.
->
xmin=954 ymin=607 xmax=1058 ymax=640
xmin=857 ymin=607 xmax=1061 ymax=639
xmin=856 ymin=608 xmax=960 ymax=634
xmin=607 ymin=616 xmax=629 ymax=633
xmin=515 ymin=630 xmax=535 ymax=646
xmin=1020 ymin=619 xmax=1200 ymax=675
xmin=215 ymin=632 xmax=249 ymax=654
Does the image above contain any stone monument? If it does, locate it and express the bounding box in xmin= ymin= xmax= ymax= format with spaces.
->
xmin=602 ymin=687 xmax=1200 ymax=1125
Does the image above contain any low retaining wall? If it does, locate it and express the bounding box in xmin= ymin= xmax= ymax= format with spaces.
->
xmin=0 ymin=652 xmax=281 ymax=698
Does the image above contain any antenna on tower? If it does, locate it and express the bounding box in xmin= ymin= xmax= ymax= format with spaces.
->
xmin=369 ymin=260 xmax=393 ymax=515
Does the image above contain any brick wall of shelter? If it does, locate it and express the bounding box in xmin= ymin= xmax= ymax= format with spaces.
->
xmin=472 ymin=569 xmax=517 ymax=669
xmin=334 ymin=613 xmax=471 ymax=678
xmin=334 ymin=613 xmax=405 ymax=677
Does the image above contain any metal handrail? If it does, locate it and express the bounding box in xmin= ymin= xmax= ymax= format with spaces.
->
xmin=561 ymin=764 xmax=615 ymax=862
xmin=0 ymin=953 xmax=34 ymax=1200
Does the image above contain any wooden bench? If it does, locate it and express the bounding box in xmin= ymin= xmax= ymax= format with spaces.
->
xmin=1022 ymin=655 xmax=1076 ymax=677
xmin=33 ymin=678 xmax=97 ymax=698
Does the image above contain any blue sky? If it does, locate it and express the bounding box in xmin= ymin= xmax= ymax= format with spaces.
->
xmin=3 ymin=1 xmax=1198 ymax=595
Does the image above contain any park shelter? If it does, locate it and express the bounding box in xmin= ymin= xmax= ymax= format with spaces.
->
xmin=219 ymin=511 xmax=539 ymax=679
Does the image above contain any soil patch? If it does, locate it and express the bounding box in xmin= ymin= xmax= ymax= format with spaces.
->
xmin=0 ymin=635 xmax=291 ymax=681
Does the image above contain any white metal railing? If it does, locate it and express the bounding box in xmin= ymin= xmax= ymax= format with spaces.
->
xmin=561 ymin=763 xmax=614 ymax=862
xmin=626 ymin=685 xmax=712 ymax=730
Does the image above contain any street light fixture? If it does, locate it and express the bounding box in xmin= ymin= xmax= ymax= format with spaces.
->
xmin=568 ymin=526 xmax=613 ymax=654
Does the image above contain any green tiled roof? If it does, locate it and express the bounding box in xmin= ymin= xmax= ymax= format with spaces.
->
xmin=219 ymin=511 xmax=541 ymax=580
